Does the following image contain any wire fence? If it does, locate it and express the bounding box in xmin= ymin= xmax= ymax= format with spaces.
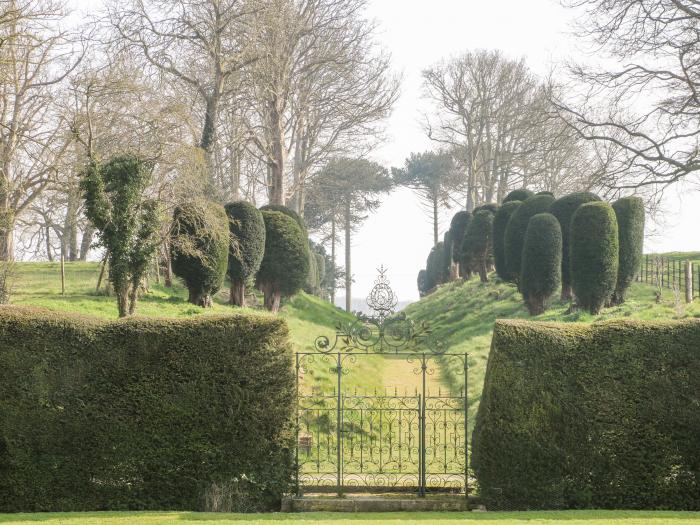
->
xmin=636 ymin=255 xmax=698 ymax=301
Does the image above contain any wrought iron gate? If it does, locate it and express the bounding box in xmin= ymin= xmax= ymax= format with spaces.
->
xmin=295 ymin=267 xmax=468 ymax=496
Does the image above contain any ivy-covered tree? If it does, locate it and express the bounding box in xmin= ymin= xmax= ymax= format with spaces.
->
xmin=170 ymin=200 xmax=230 ymax=307
xmin=81 ymin=155 xmax=161 ymax=317
xmin=493 ymin=201 xmax=522 ymax=282
xmin=461 ymin=210 xmax=494 ymax=282
xmin=549 ymin=192 xmax=601 ymax=300
xmin=570 ymin=202 xmax=619 ymax=314
xmin=611 ymin=196 xmax=645 ymax=305
xmin=224 ymin=201 xmax=266 ymax=307
xmin=520 ymin=213 xmax=562 ymax=315
xmin=257 ymin=210 xmax=310 ymax=312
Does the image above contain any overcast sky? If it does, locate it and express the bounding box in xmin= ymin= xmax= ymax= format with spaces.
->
xmin=67 ymin=0 xmax=700 ymax=305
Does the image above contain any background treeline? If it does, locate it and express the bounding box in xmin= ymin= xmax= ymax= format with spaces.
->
xmin=418 ymin=189 xmax=645 ymax=315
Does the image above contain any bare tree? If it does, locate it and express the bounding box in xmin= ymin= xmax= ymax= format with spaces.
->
xmin=556 ymin=0 xmax=700 ymax=190
xmin=0 ymin=0 xmax=83 ymax=262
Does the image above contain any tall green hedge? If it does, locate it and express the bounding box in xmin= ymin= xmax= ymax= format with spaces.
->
xmin=570 ymin=202 xmax=619 ymax=314
xmin=549 ymin=192 xmax=601 ymax=300
xmin=520 ymin=213 xmax=562 ymax=315
xmin=224 ymin=201 xmax=266 ymax=307
xmin=473 ymin=202 xmax=499 ymax=215
xmin=171 ymin=200 xmax=230 ymax=307
xmin=612 ymin=196 xmax=645 ymax=304
xmin=0 ymin=307 xmax=295 ymax=512
xmin=417 ymin=269 xmax=428 ymax=296
xmin=461 ymin=210 xmax=493 ymax=282
xmin=426 ymin=241 xmax=447 ymax=288
xmin=259 ymin=204 xmax=306 ymax=233
xmin=257 ymin=211 xmax=310 ymax=312
xmin=493 ymin=201 xmax=522 ymax=282
xmin=504 ymin=194 xmax=555 ymax=286
xmin=503 ymin=188 xmax=534 ymax=203
xmin=473 ymin=318 xmax=700 ymax=510
xmin=448 ymin=211 xmax=471 ymax=276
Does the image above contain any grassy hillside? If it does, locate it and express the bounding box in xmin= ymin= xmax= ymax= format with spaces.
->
xmin=403 ymin=272 xmax=700 ymax=430
xmin=7 ymin=261 xmax=433 ymax=394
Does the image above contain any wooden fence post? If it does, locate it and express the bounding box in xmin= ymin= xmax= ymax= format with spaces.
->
xmin=60 ymin=255 xmax=66 ymax=295
xmin=687 ymin=261 xmax=694 ymax=303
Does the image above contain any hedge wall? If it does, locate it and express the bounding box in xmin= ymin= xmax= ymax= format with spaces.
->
xmin=473 ymin=318 xmax=700 ymax=510
xmin=0 ymin=307 xmax=295 ymax=512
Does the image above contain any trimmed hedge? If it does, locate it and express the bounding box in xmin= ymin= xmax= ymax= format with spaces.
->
xmin=257 ymin=211 xmax=310 ymax=312
xmin=224 ymin=201 xmax=266 ymax=307
xmin=520 ymin=213 xmax=562 ymax=315
xmin=426 ymin=241 xmax=447 ymax=288
xmin=417 ymin=269 xmax=428 ymax=296
xmin=448 ymin=211 xmax=471 ymax=270
xmin=461 ymin=210 xmax=493 ymax=282
xmin=612 ymin=196 xmax=645 ymax=304
xmin=0 ymin=306 xmax=295 ymax=512
xmin=493 ymin=201 xmax=522 ymax=282
xmin=473 ymin=318 xmax=700 ymax=510
xmin=473 ymin=202 xmax=499 ymax=215
xmin=504 ymin=194 xmax=555 ymax=286
xmin=503 ymin=188 xmax=534 ymax=203
xmin=259 ymin=204 xmax=306 ymax=233
xmin=570 ymin=202 xmax=619 ymax=314
xmin=171 ymin=200 xmax=230 ymax=307
xmin=549 ymin=192 xmax=601 ymax=300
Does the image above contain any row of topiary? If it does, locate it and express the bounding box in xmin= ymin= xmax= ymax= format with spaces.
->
xmin=418 ymin=188 xmax=644 ymax=315
xmin=170 ymin=200 xmax=312 ymax=312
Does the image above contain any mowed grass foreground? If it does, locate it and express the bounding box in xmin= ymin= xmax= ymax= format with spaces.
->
xmin=1 ymin=511 xmax=700 ymax=524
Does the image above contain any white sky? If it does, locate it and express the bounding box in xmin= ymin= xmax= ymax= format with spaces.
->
xmin=66 ymin=0 xmax=700 ymax=304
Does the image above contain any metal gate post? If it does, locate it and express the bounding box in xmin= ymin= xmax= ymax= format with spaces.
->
xmin=419 ymin=354 xmax=427 ymax=497
xmin=336 ymin=352 xmax=343 ymax=496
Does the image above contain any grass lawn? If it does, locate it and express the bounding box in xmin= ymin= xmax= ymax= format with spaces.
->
xmin=1 ymin=511 xmax=700 ymax=524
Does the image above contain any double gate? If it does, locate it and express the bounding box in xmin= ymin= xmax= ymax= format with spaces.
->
xmin=294 ymin=268 xmax=468 ymax=497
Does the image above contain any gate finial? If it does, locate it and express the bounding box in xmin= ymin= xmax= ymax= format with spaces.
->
xmin=366 ymin=265 xmax=398 ymax=323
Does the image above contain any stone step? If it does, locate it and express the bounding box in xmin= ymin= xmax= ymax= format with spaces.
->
xmin=282 ymin=495 xmax=470 ymax=512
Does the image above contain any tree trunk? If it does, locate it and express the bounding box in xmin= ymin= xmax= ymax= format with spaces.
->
xmin=128 ymin=281 xmax=139 ymax=315
xmin=163 ymin=243 xmax=173 ymax=288
xmin=188 ymin=287 xmax=213 ymax=308
xmin=79 ymin=225 xmax=94 ymax=261
xmin=330 ymin=216 xmax=336 ymax=305
xmin=116 ymin=284 xmax=129 ymax=318
xmin=230 ymin=279 xmax=246 ymax=307
xmin=526 ymin=294 xmax=546 ymax=316
xmin=478 ymin=261 xmax=488 ymax=283
xmin=64 ymin=189 xmax=79 ymax=261
xmin=561 ymin=284 xmax=573 ymax=302
xmin=0 ymin=214 xmax=14 ymax=262
xmin=268 ymin=98 xmax=287 ymax=205
xmin=260 ymin=281 xmax=281 ymax=312
xmin=433 ymin=193 xmax=439 ymax=246
xmin=200 ymin=94 xmax=220 ymax=154
xmin=46 ymin=225 xmax=53 ymax=261
xmin=345 ymin=201 xmax=351 ymax=313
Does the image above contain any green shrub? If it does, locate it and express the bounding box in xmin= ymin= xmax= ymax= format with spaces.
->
xmin=224 ymin=201 xmax=266 ymax=307
xmin=612 ymin=196 xmax=645 ymax=304
xmin=503 ymin=188 xmax=534 ymax=203
xmin=0 ymin=306 xmax=295 ymax=512
xmin=473 ymin=202 xmax=499 ymax=215
xmin=426 ymin=241 xmax=447 ymax=288
xmin=448 ymin=211 xmax=471 ymax=277
xmin=257 ymin=211 xmax=310 ymax=312
xmin=472 ymin=318 xmax=700 ymax=510
xmin=570 ymin=202 xmax=619 ymax=314
xmin=170 ymin=200 xmax=230 ymax=307
xmin=461 ymin=210 xmax=493 ymax=283
xmin=417 ymin=269 xmax=428 ymax=296
xmin=493 ymin=201 xmax=522 ymax=282
xmin=549 ymin=192 xmax=601 ymax=300
xmin=520 ymin=213 xmax=562 ymax=315
xmin=443 ymin=230 xmax=454 ymax=280
xmin=536 ymin=191 xmax=554 ymax=197
xmin=259 ymin=204 xmax=306 ymax=233
xmin=504 ymin=194 xmax=555 ymax=286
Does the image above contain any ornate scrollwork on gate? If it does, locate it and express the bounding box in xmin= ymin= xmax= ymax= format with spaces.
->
xmin=314 ymin=266 xmax=446 ymax=355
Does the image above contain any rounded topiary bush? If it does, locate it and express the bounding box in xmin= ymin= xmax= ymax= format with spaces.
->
xmin=448 ymin=211 xmax=471 ymax=277
xmin=461 ymin=210 xmax=494 ymax=282
xmin=493 ymin=201 xmax=523 ymax=282
xmin=443 ymin=230 xmax=454 ymax=280
xmin=504 ymin=188 xmax=534 ymax=203
xmin=504 ymin=194 xmax=555 ymax=287
xmin=259 ymin=204 xmax=306 ymax=233
xmin=257 ymin=211 xmax=310 ymax=312
xmin=426 ymin=241 xmax=447 ymax=288
xmin=536 ymin=191 xmax=555 ymax=197
xmin=417 ymin=269 xmax=428 ymax=297
xmin=549 ymin=192 xmax=601 ymax=300
xmin=570 ymin=201 xmax=619 ymax=314
xmin=224 ymin=201 xmax=266 ymax=307
xmin=171 ymin=199 xmax=230 ymax=307
xmin=520 ymin=213 xmax=562 ymax=315
xmin=612 ymin=196 xmax=645 ymax=305
xmin=473 ymin=202 xmax=499 ymax=215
